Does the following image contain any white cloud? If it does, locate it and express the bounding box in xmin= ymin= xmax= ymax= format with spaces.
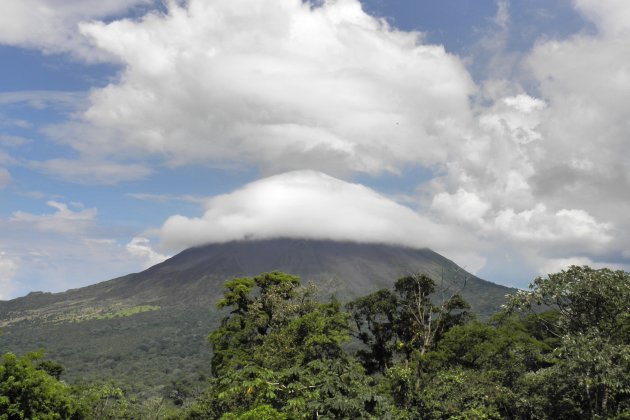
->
xmin=493 ymin=205 xmax=612 ymax=245
xmin=1 ymin=197 xmax=174 ymax=298
xmin=0 ymin=150 xmax=14 ymax=165
xmin=0 ymin=138 xmax=17 ymax=188
xmin=425 ymin=92 xmax=545 ymax=217
xmin=466 ymin=0 xmax=520 ymax=82
xmin=0 ymin=168 xmax=10 ymax=189
xmin=538 ymin=256 xmax=629 ymax=278
xmin=478 ymin=94 xmax=546 ymax=145
xmin=125 ymin=237 xmax=169 ymax=269
xmin=432 ymin=188 xmax=491 ymax=226
xmin=0 ymin=217 xmax=169 ymax=299
xmin=431 ymin=190 xmax=612 ymax=249
xmin=158 ymin=170 xmax=480 ymax=258
xmin=514 ymin=0 xmax=630 ymax=260
xmin=416 ymin=1 xmax=630 ymax=283
xmin=70 ymin=0 xmax=627 ymax=287
xmin=574 ymin=0 xmax=630 ymax=36
xmin=538 ymin=256 xmax=594 ymax=277
xmin=11 ymin=201 xmax=97 ymax=235
xmin=30 ymin=159 xmax=152 ymax=184
xmin=0 ymin=91 xmax=87 ymax=110
xmin=0 ymin=235 xmax=161 ymax=299
xmin=0 ymin=135 xmax=29 ymax=147
xmin=0 ymin=252 xmax=18 ymax=300
xmin=0 ymin=0 xmax=153 ymax=59
xmin=50 ymin=0 xmax=474 ymax=176
xmin=2 ymin=0 xmax=629 ymax=293
xmin=524 ymin=29 xmax=630 ymax=213
xmin=0 ymin=114 xmax=31 ymax=129
xmin=18 ymin=191 xmax=63 ymax=200
xmin=126 ymin=192 xmax=205 ymax=204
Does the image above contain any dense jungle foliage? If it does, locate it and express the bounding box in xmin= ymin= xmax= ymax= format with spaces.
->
xmin=1 ymin=265 xmax=629 ymax=419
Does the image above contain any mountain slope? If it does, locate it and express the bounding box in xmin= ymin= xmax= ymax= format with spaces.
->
xmin=0 ymin=239 xmax=514 ymax=393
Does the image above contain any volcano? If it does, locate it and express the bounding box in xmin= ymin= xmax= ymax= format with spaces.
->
xmin=0 ymin=239 xmax=514 ymax=391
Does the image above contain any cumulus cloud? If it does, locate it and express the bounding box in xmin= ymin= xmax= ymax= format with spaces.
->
xmin=0 ymin=0 xmax=153 ymax=59
xmin=0 ymin=252 xmax=18 ymax=300
xmin=0 ymin=234 xmax=165 ymax=299
xmin=158 ymin=170 xmax=483 ymax=267
xmin=493 ymin=206 xmax=612 ymax=245
xmin=432 ymin=192 xmax=611 ymax=246
xmin=423 ymin=92 xmax=547 ymax=226
xmin=11 ymin=201 xmax=97 ymax=235
xmin=432 ymin=188 xmax=491 ymax=227
xmin=525 ymin=3 xmax=630 ymax=213
xmin=574 ymin=0 xmax=630 ymax=36
xmin=89 ymin=0 xmax=626 ymax=286
xmin=125 ymin=237 xmax=169 ymax=269
xmin=524 ymin=1 xmax=630 ymax=259
xmin=49 ymin=0 xmax=474 ymax=177
xmin=421 ymin=0 xmax=630 ymax=281
xmin=0 ymin=216 xmax=169 ymax=298
xmin=4 ymin=0 xmax=629 ymax=292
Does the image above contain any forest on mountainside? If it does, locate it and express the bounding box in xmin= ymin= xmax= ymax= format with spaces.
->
xmin=2 ymin=266 xmax=629 ymax=419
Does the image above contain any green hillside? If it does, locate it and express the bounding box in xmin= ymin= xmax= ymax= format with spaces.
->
xmin=2 ymin=265 xmax=628 ymax=418
xmin=0 ymin=239 xmax=513 ymax=397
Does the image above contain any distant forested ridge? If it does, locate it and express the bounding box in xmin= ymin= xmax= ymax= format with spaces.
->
xmin=1 ymin=265 xmax=629 ymax=419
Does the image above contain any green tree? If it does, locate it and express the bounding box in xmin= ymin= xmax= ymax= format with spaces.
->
xmin=347 ymin=289 xmax=398 ymax=374
xmin=209 ymin=272 xmax=305 ymax=377
xmin=0 ymin=351 xmax=82 ymax=419
xmin=220 ymin=404 xmax=286 ymax=419
xmin=379 ymin=319 xmax=538 ymax=418
xmin=394 ymin=274 xmax=470 ymax=358
xmin=505 ymin=265 xmax=630 ymax=418
xmin=188 ymin=272 xmax=388 ymax=419
xmin=348 ymin=273 xmax=470 ymax=373
xmin=36 ymin=360 xmax=66 ymax=381
xmin=506 ymin=265 xmax=630 ymax=339
xmin=73 ymin=383 xmax=134 ymax=420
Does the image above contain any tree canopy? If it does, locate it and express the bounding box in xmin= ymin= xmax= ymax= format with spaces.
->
xmin=0 ymin=351 xmax=81 ymax=419
xmin=2 ymin=265 xmax=629 ymax=419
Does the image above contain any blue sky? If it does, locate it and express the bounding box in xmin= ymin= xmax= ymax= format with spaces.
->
xmin=1 ymin=0 xmax=629 ymax=299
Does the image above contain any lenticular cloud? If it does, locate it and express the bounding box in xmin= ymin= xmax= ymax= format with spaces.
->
xmin=158 ymin=170 xmax=470 ymax=252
